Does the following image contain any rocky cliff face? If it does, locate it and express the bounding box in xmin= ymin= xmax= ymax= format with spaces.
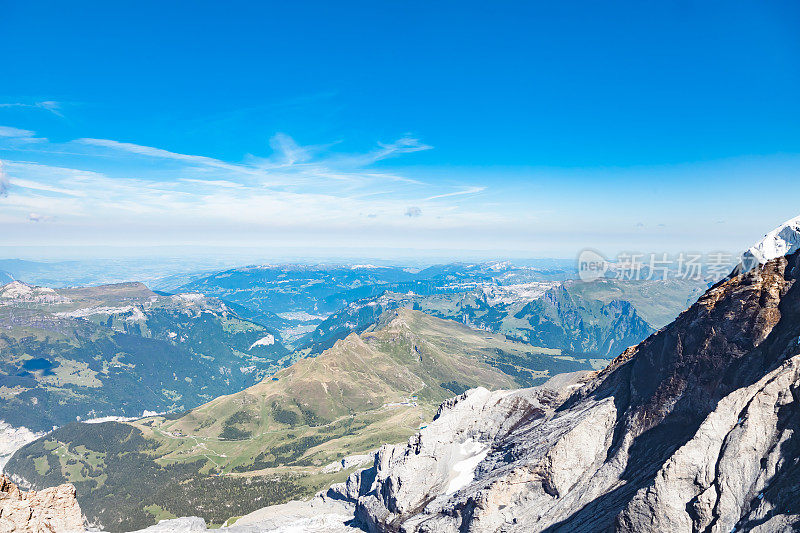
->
xmin=332 ymin=237 xmax=800 ymax=531
xmin=0 ymin=475 xmax=84 ymax=532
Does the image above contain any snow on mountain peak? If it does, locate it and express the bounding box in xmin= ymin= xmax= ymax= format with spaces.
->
xmin=0 ymin=281 xmax=67 ymax=304
xmin=743 ymin=214 xmax=800 ymax=270
xmin=0 ymin=281 xmax=34 ymax=298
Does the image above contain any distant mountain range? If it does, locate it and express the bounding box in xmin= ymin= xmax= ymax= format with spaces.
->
xmin=172 ymin=262 xmax=576 ymax=346
xmin=300 ymin=278 xmax=705 ymax=358
xmin=0 ymin=281 xmax=288 ymax=435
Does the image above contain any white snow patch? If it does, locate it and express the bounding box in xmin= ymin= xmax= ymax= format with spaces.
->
xmin=83 ymin=410 xmax=162 ymax=424
xmin=481 ymin=282 xmax=558 ymax=305
xmin=55 ymin=305 xmax=134 ymax=318
xmin=0 ymin=282 xmax=70 ymax=304
xmin=83 ymin=415 xmax=138 ymax=424
xmin=249 ymin=334 xmax=275 ymax=349
xmin=744 ymin=214 xmax=800 ymax=269
xmin=173 ymin=292 xmax=206 ymax=302
xmin=0 ymin=421 xmax=46 ymax=473
xmin=0 ymin=281 xmax=33 ymax=299
xmin=127 ymin=306 xmax=146 ymax=322
xmin=487 ymin=261 xmax=512 ymax=271
xmin=446 ymin=439 xmax=489 ymax=494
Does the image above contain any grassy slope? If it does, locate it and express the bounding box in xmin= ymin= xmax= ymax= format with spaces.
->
xmin=140 ymin=309 xmax=570 ymax=473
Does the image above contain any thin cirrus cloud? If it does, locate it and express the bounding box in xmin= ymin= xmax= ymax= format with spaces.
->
xmin=0 ymin=101 xmax=63 ymax=117
xmin=425 ymin=186 xmax=486 ymax=201
xmin=0 ymin=126 xmax=37 ymax=138
xmin=76 ymin=137 xmax=248 ymax=173
xmin=0 ymin=126 xmax=495 ymax=245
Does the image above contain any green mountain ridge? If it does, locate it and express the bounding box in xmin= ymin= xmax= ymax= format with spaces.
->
xmin=173 ymin=262 xmax=576 ymax=346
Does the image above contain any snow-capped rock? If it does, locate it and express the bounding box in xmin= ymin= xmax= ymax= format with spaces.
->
xmin=743 ymin=214 xmax=800 ymax=269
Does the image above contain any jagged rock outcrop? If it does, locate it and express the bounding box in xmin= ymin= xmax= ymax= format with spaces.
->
xmin=0 ymin=475 xmax=84 ymax=532
xmin=335 ymin=218 xmax=800 ymax=532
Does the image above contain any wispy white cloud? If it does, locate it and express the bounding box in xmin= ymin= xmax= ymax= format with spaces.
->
xmin=0 ymin=126 xmax=37 ymax=138
xmin=425 ymin=186 xmax=486 ymax=201
xmin=178 ymin=178 xmax=245 ymax=189
xmin=76 ymin=138 xmax=246 ymax=172
xmin=268 ymin=132 xmax=314 ymax=165
xmin=0 ymin=101 xmax=63 ymax=117
xmin=0 ymin=128 xmax=525 ymax=249
xmin=330 ymin=136 xmax=433 ymax=168
xmin=10 ymin=175 xmax=87 ymax=197
xmin=373 ymin=137 xmax=433 ymax=160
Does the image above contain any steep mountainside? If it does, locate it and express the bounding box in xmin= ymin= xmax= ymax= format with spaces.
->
xmin=6 ymin=309 xmax=593 ymax=531
xmin=0 ymin=281 xmax=288 ymax=434
xmin=314 ymin=217 xmax=800 ymax=532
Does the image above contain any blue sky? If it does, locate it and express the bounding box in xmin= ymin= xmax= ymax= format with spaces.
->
xmin=1 ymin=0 xmax=799 ymax=258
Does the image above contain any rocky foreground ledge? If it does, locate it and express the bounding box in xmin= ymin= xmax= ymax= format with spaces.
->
xmin=0 ymin=475 xmax=84 ymax=532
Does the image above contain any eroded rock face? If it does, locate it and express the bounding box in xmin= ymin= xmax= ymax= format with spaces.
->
xmin=0 ymin=475 xmax=84 ymax=532
xmin=342 ymin=249 xmax=800 ymax=532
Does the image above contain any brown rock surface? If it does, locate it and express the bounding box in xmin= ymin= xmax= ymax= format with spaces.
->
xmin=0 ymin=475 xmax=84 ymax=533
